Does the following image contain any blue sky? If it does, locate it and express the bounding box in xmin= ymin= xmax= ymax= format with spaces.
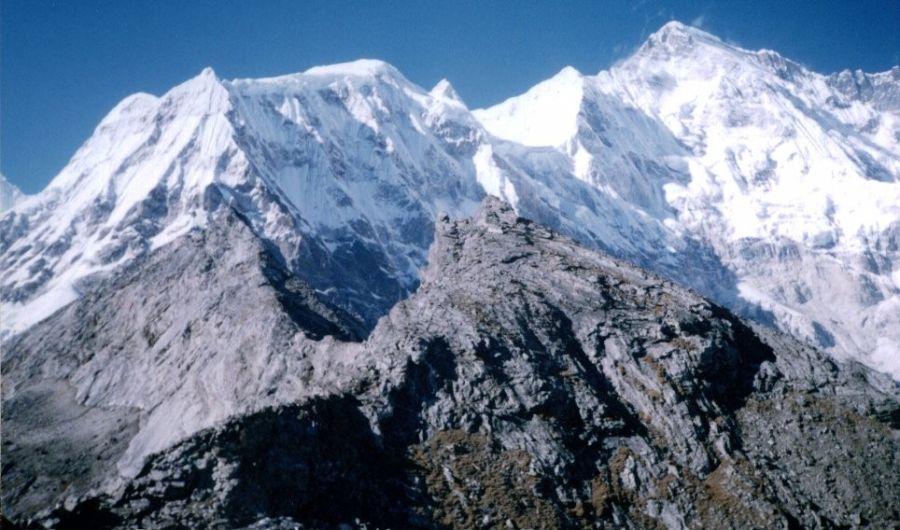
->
xmin=3 ymin=0 xmax=899 ymax=194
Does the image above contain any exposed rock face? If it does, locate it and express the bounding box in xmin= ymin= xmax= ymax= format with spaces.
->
xmin=1 ymin=209 xmax=368 ymax=520
xmin=5 ymin=198 xmax=898 ymax=529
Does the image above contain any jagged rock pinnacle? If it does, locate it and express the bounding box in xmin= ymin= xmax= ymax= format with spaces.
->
xmin=473 ymin=194 xmax=520 ymax=229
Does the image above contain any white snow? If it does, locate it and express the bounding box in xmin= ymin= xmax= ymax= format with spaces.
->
xmin=474 ymin=66 xmax=584 ymax=147
xmin=429 ymin=79 xmax=466 ymax=107
xmin=3 ymin=21 xmax=899 ymax=385
xmin=303 ymin=58 xmax=399 ymax=78
xmin=473 ymin=144 xmax=519 ymax=209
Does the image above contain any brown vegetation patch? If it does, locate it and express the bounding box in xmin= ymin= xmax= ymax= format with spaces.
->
xmin=411 ymin=430 xmax=563 ymax=529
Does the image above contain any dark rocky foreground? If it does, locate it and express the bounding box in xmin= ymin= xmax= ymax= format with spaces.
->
xmin=3 ymin=198 xmax=899 ymax=529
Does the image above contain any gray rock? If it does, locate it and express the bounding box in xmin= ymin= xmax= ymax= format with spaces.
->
xmin=4 ymin=198 xmax=898 ymax=529
xmin=2 ymin=208 xmax=366 ymax=522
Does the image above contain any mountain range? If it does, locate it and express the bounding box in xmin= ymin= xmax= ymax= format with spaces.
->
xmin=1 ymin=21 xmax=899 ymax=529
xmin=3 ymin=21 xmax=898 ymax=378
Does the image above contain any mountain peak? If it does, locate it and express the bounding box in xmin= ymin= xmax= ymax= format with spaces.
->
xmin=164 ymin=66 xmax=231 ymax=116
xmin=472 ymin=65 xmax=585 ymax=147
xmin=552 ymin=65 xmax=584 ymax=82
xmin=179 ymin=66 xmax=221 ymax=88
xmin=429 ymin=78 xmax=464 ymax=105
xmin=474 ymin=195 xmax=519 ymax=228
xmin=637 ymin=20 xmax=727 ymax=58
xmin=656 ymin=19 xmax=696 ymax=34
xmin=651 ymin=20 xmax=717 ymax=41
xmin=303 ymin=58 xmax=400 ymax=79
xmin=558 ymin=64 xmax=581 ymax=75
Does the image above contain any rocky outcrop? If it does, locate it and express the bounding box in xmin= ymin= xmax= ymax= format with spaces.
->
xmin=4 ymin=198 xmax=899 ymax=529
xmin=1 ymin=209 xmax=367 ymax=522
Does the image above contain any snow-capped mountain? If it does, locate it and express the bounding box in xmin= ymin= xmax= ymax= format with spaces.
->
xmin=475 ymin=21 xmax=900 ymax=376
xmin=0 ymin=56 xmax=688 ymax=340
xmin=0 ymin=61 xmax=487 ymax=335
xmin=3 ymin=21 xmax=900 ymax=526
xmin=2 ymin=22 xmax=899 ymax=379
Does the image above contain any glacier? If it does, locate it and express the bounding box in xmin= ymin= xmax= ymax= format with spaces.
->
xmin=1 ymin=22 xmax=899 ymax=379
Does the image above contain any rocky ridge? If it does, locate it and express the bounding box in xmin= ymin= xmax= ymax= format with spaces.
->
xmin=5 ymin=198 xmax=898 ymax=529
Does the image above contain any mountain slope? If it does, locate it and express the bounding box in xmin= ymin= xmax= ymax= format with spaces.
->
xmin=1 ymin=207 xmax=370 ymax=520
xmin=475 ymin=21 xmax=900 ymax=376
xmin=10 ymin=198 xmax=897 ymax=529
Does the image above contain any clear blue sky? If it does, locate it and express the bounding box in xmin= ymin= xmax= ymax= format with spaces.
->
xmin=3 ymin=0 xmax=899 ymax=194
